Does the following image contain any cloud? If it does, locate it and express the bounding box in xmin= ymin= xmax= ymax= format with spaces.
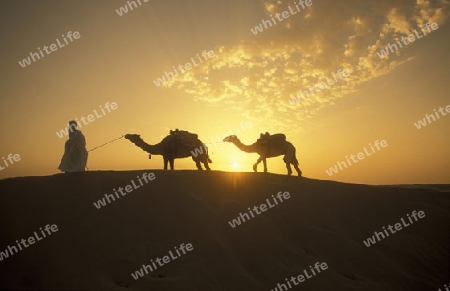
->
xmin=163 ymin=0 xmax=450 ymax=131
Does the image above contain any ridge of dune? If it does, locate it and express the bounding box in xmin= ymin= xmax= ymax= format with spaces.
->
xmin=0 ymin=170 xmax=449 ymax=291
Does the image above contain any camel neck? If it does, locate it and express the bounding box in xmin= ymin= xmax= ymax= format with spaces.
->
xmin=232 ymin=139 xmax=256 ymax=153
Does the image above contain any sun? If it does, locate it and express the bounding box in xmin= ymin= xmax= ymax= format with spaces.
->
xmin=232 ymin=162 xmax=239 ymax=169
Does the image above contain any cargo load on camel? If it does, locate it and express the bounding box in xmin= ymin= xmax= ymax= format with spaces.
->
xmin=256 ymin=132 xmax=286 ymax=143
xmin=164 ymin=129 xmax=199 ymax=148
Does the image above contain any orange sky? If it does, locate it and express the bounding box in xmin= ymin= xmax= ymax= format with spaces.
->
xmin=0 ymin=0 xmax=449 ymax=184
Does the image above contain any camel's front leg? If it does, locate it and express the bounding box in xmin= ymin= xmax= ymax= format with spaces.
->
xmin=163 ymin=157 xmax=168 ymax=170
xmin=262 ymin=158 xmax=268 ymax=172
xmin=294 ymin=163 xmax=302 ymax=177
xmin=195 ymin=160 xmax=203 ymax=170
xmin=169 ymin=159 xmax=174 ymax=170
xmin=286 ymin=162 xmax=293 ymax=176
xmin=203 ymin=160 xmax=211 ymax=171
xmin=253 ymin=156 xmax=264 ymax=172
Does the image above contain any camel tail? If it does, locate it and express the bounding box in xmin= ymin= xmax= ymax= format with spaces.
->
xmin=204 ymin=144 xmax=212 ymax=163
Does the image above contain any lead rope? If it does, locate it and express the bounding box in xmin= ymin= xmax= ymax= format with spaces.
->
xmin=85 ymin=135 xmax=125 ymax=170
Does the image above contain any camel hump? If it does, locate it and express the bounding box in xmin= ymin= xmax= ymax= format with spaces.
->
xmin=169 ymin=129 xmax=198 ymax=141
xmin=257 ymin=133 xmax=286 ymax=142
xmin=270 ymin=133 xmax=286 ymax=141
xmin=164 ymin=129 xmax=200 ymax=148
xmin=173 ymin=130 xmax=198 ymax=140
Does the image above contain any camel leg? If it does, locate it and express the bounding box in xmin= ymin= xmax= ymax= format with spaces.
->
xmin=286 ymin=162 xmax=293 ymax=176
xmin=253 ymin=156 xmax=264 ymax=172
xmin=294 ymin=163 xmax=302 ymax=177
xmin=262 ymin=158 xmax=268 ymax=173
xmin=163 ymin=157 xmax=168 ymax=170
xmin=203 ymin=160 xmax=211 ymax=171
xmin=169 ymin=159 xmax=174 ymax=170
xmin=195 ymin=160 xmax=203 ymax=170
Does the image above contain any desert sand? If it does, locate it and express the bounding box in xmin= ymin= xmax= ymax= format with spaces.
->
xmin=0 ymin=170 xmax=449 ymax=290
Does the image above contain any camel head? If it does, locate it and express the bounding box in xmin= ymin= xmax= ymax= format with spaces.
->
xmin=124 ymin=134 xmax=152 ymax=159
xmin=124 ymin=134 xmax=142 ymax=143
xmin=223 ymin=135 xmax=239 ymax=143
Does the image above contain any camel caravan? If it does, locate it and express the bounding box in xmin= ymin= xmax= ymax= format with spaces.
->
xmin=57 ymin=121 xmax=301 ymax=176
xmin=125 ymin=130 xmax=302 ymax=176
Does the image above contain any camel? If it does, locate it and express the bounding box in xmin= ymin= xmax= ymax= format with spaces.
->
xmin=223 ymin=133 xmax=302 ymax=176
xmin=125 ymin=131 xmax=212 ymax=170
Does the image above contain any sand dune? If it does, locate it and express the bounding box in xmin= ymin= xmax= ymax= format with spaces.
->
xmin=0 ymin=171 xmax=449 ymax=290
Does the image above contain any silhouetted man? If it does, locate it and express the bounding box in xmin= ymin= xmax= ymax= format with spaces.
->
xmin=58 ymin=121 xmax=88 ymax=172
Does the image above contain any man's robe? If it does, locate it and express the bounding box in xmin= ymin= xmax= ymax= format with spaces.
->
xmin=58 ymin=130 xmax=88 ymax=172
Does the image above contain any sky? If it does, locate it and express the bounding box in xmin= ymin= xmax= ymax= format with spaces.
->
xmin=0 ymin=0 xmax=449 ymax=184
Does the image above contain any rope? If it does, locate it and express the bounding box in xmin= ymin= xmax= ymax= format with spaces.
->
xmin=88 ymin=135 xmax=125 ymax=153
xmin=84 ymin=135 xmax=125 ymax=171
